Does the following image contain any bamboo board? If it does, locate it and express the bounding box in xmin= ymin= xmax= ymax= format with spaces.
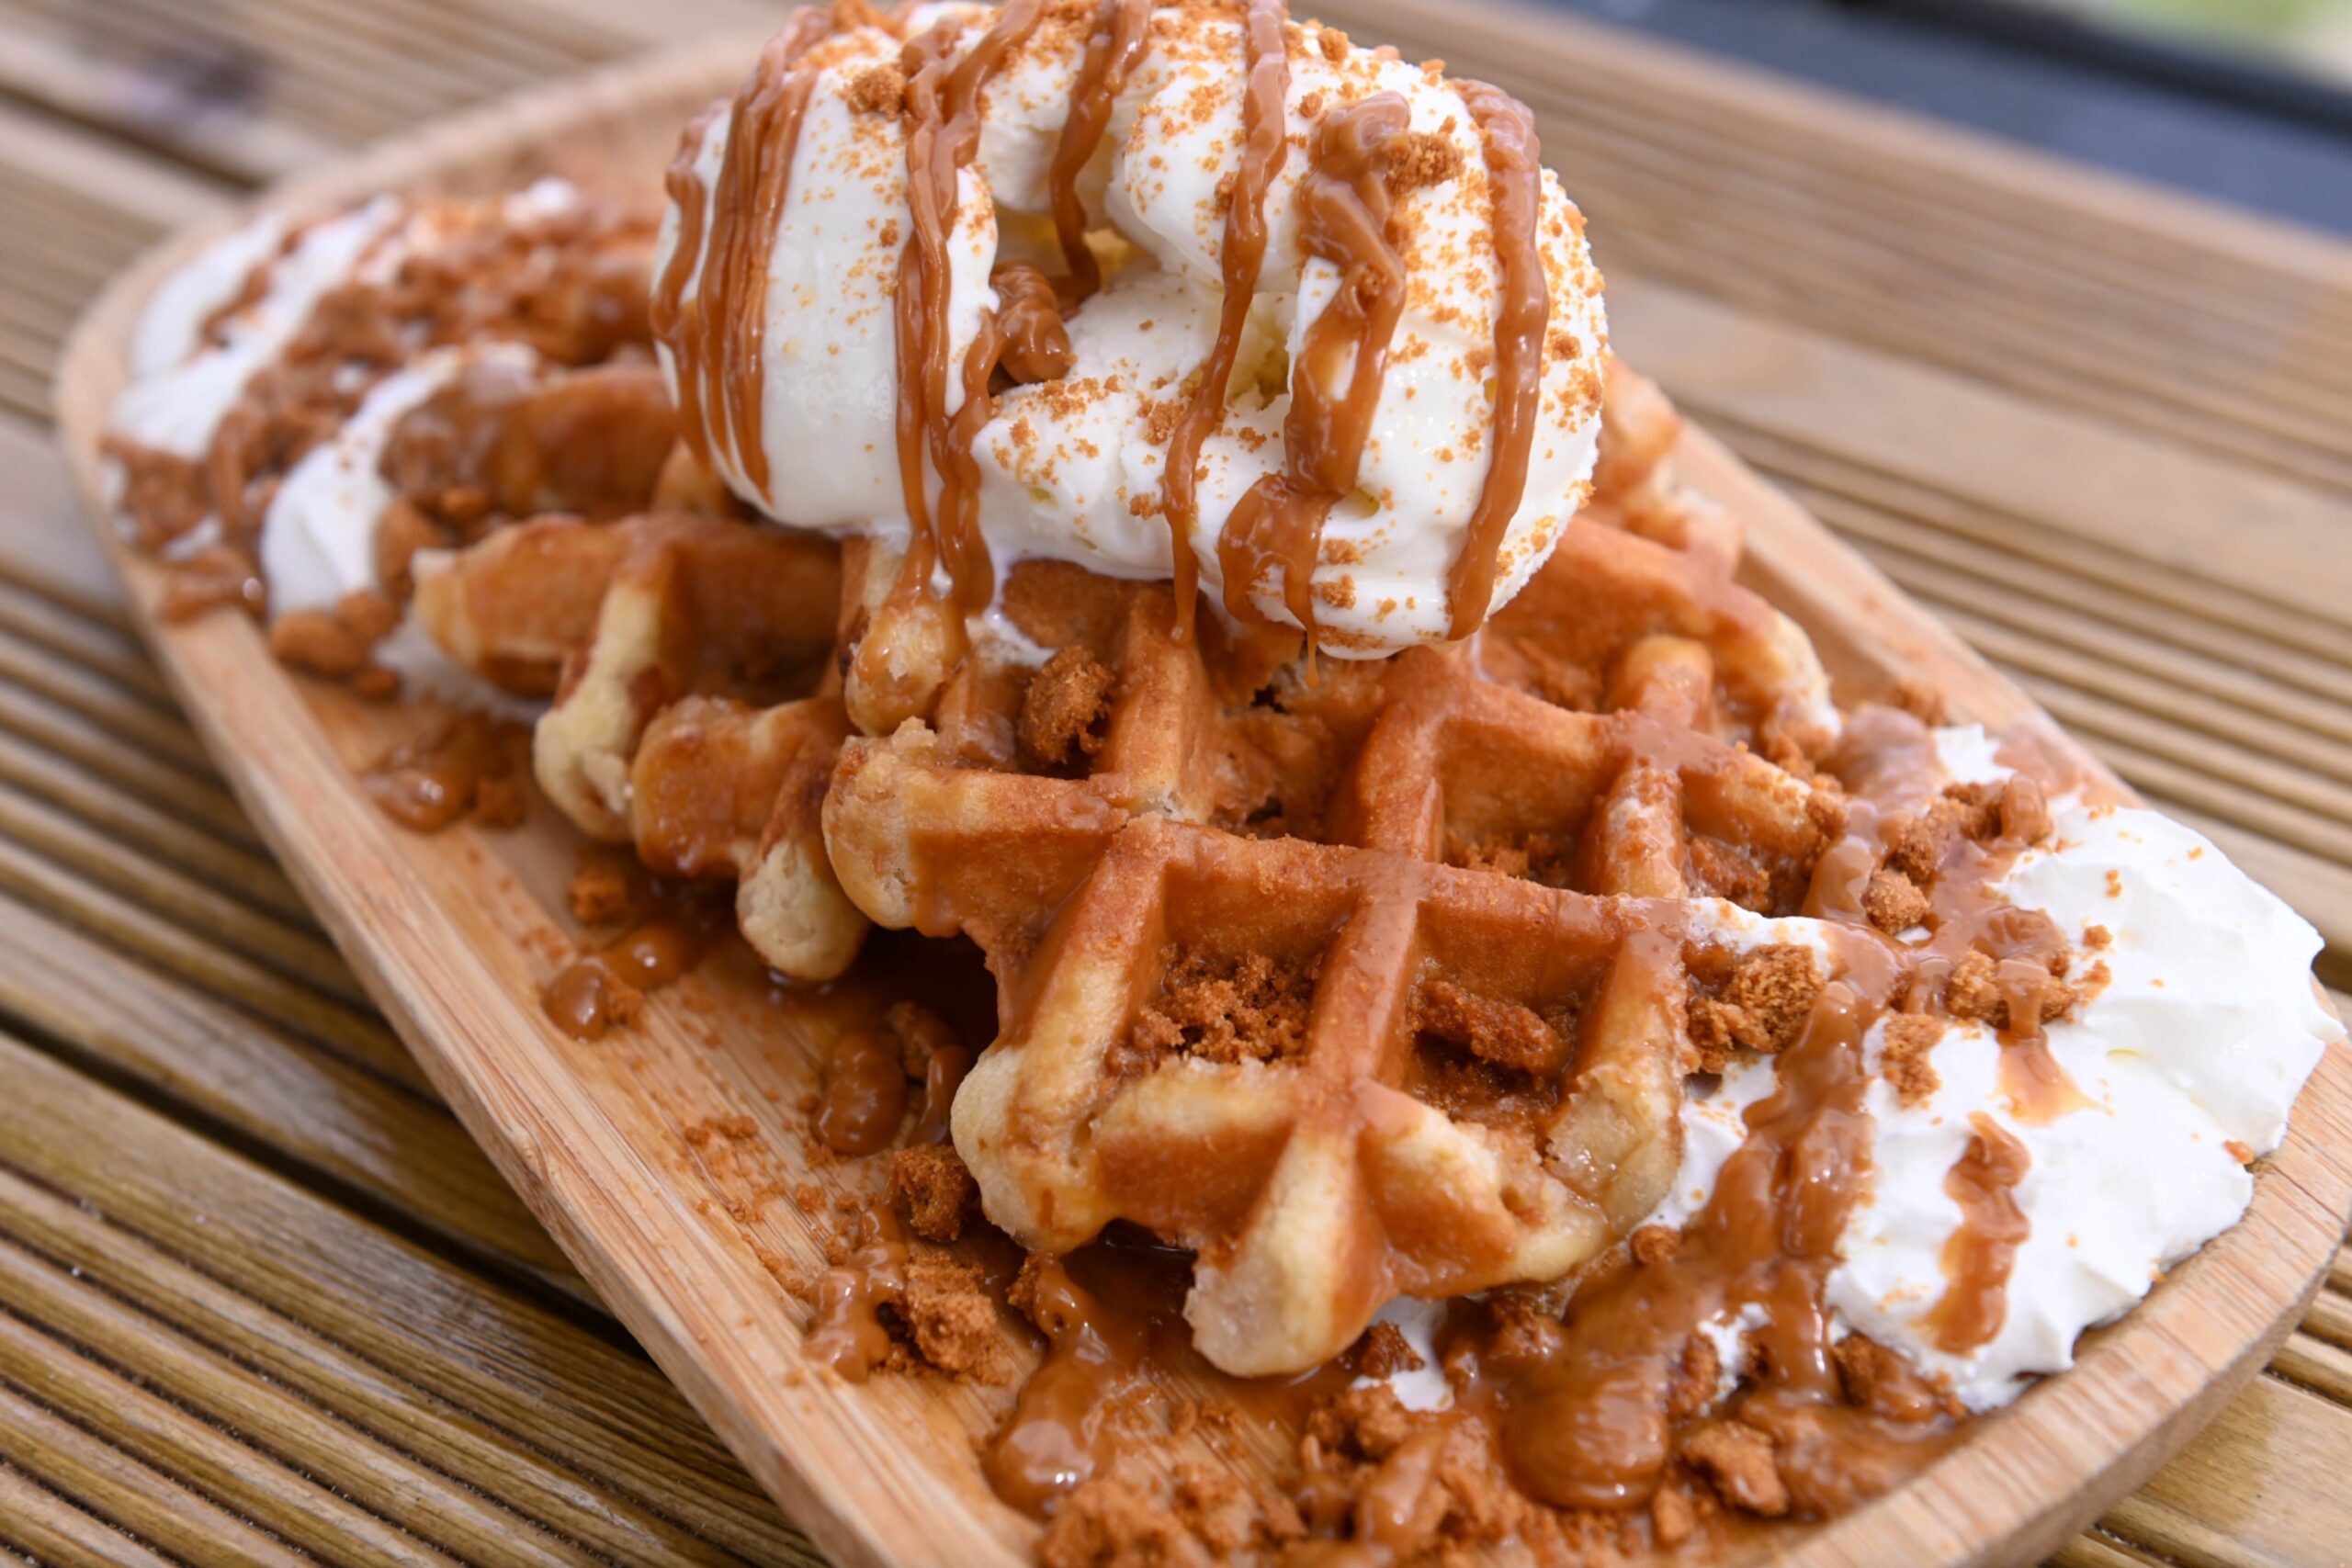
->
xmin=51 ymin=35 xmax=2352 ymax=1568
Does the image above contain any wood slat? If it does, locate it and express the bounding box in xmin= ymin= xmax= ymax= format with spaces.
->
xmin=0 ymin=1386 xmax=312 ymax=1568
xmin=0 ymin=886 xmax=572 ymax=1283
xmin=0 ymin=1459 xmax=181 ymax=1568
xmin=0 ymin=1025 xmax=816 ymax=1565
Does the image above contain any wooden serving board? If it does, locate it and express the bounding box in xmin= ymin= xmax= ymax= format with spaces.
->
xmin=51 ymin=35 xmax=2352 ymax=1568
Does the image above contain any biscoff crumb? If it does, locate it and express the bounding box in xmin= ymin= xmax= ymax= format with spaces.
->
xmin=887 ymin=1145 xmax=978 ymax=1243
xmin=2084 ymin=924 xmax=2112 ymax=951
xmin=1413 ymin=978 xmax=1569 ymax=1075
xmin=1880 ymin=811 xmax=1945 ymax=886
xmin=1944 ymin=951 xmax=2077 ymax=1032
xmin=888 ymin=1253 xmax=1011 ymax=1384
xmin=1651 ymin=1483 xmax=1702 ymax=1549
xmin=1888 ymin=678 xmax=1950 ymax=726
xmin=2226 ymin=1139 xmax=2255 ymax=1164
xmin=1662 ymin=1331 xmax=1724 ymax=1423
xmin=1630 ymin=1224 xmax=1681 ymax=1267
xmin=1880 ymin=1014 xmax=1945 ymax=1107
xmin=1940 ymin=781 xmax=2006 ymax=842
xmin=471 ymin=773 xmax=526 ymax=829
xmin=1383 ymin=130 xmax=1464 ymax=191
xmin=1343 ymin=1321 xmax=1425 ymax=1380
xmin=1863 ymin=867 xmax=1931 ymax=935
xmin=1117 ymin=947 xmax=1319 ymax=1071
xmin=1306 ymin=1384 xmax=1415 ymax=1461
xmin=1682 ymin=1420 xmax=1788 ymax=1517
xmin=1688 ymin=837 xmax=1773 ymax=913
xmin=1999 ymin=775 xmax=2052 ymax=845
xmin=1833 ymin=1333 xmax=1961 ymax=1421
xmin=569 ymin=860 xmax=637 ymax=924
xmin=1688 ymin=943 xmax=1823 ymax=1071
xmin=844 ymin=62 xmax=905 ymax=116
xmin=1036 ymin=1474 xmax=1195 ymax=1568
xmin=1018 ymin=644 xmax=1115 ymax=765
xmin=269 ymin=606 xmax=375 ymax=678
xmin=1449 ymin=829 xmax=1572 ymax=886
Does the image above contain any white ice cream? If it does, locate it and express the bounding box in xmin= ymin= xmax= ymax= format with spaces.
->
xmin=1657 ymin=728 xmax=2342 ymax=1412
xmin=110 ymin=198 xmax=402 ymax=465
xmin=654 ymin=4 xmax=1610 ymax=652
xmin=107 ymin=187 xmax=591 ymax=717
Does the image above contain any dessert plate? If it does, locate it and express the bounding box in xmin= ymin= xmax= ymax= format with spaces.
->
xmin=54 ymin=35 xmax=2352 ymax=1568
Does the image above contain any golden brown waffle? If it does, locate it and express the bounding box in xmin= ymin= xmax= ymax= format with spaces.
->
xmin=822 ymin=367 xmax=1849 ymax=1372
xmin=413 ymin=490 xmax=867 ymax=979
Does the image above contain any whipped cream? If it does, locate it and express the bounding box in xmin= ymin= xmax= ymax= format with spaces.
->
xmin=107 ymin=185 xmax=595 ymax=716
xmin=1660 ymin=728 xmax=2341 ymax=1413
xmin=655 ymin=3 xmax=1609 ymax=653
xmin=258 ymin=342 xmax=544 ymax=717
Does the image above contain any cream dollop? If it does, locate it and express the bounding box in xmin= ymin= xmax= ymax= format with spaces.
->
xmin=653 ymin=3 xmax=1608 ymax=652
xmin=1660 ymin=728 xmax=2340 ymax=1412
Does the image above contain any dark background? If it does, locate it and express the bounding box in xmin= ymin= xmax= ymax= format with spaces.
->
xmin=1543 ymin=0 xmax=2352 ymax=235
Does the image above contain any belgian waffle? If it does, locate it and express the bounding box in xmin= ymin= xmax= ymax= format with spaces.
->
xmin=413 ymin=487 xmax=869 ymax=979
xmin=823 ymin=368 xmax=1850 ymax=1372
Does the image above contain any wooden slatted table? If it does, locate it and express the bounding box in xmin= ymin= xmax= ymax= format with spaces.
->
xmin=0 ymin=2 xmax=2346 ymax=1563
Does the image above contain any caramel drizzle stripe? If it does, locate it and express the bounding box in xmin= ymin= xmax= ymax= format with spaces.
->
xmin=1160 ymin=0 xmax=1291 ymax=638
xmin=650 ymin=100 xmax=728 ymax=472
xmin=894 ymin=0 xmax=1050 ymax=610
xmin=1050 ymin=0 xmax=1158 ymax=299
xmin=672 ymin=8 xmax=839 ymax=499
xmin=1446 ymin=82 xmax=1548 ymax=639
xmin=1921 ymin=1111 xmax=2031 ymax=1354
xmin=1217 ymin=91 xmax=1415 ymax=660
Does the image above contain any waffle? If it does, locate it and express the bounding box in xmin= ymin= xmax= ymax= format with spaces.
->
xmin=412 ymin=476 xmax=869 ymax=979
xmin=823 ymin=367 xmax=1849 ymax=1373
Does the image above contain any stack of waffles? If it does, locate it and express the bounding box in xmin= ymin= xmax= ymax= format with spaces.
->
xmin=421 ymin=360 xmax=1855 ymax=1374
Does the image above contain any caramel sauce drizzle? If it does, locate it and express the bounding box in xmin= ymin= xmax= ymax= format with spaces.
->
xmin=542 ymin=897 xmax=726 ymax=1043
xmin=357 ymin=715 xmax=516 ymax=831
xmin=670 ymin=9 xmax=840 ymax=495
xmin=1920 ymin=1111 xmax=2031 ymax=1354
xmin=1159 ymin=0 xmax=1291 ymax=637
xmin=1049 ymin=0 xmax=1158 ymax=299
xmin=894 ymin=0 xmax=1052 ymax=612
xmin=1217 ymin=91 xmax=1413 ymax=660
xmin=650 ymin=100 xmax=728 ymax=471
xmin=1445 ymin=82 xmax=1548 ymax=638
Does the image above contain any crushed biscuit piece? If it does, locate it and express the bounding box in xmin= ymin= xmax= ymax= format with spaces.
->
xmin=1888 ymin=678 xmax=1950 ymax=725
xmin=1630 ymin=1224 xmax=1681 ymax=1267
xmin=569 ymin=861 xmax=636 ymax=924
xmin=1664 ymin=1332 xmax=1725 ymax=1424
xmin=1383 ymin=130 xmax=1464 ymax=191
xmin=1117 ymin=947 xmax=1318 ymax=1071
xmin=1018 ymin=645 xmax=1115 ymax=766
xmin=1881 ymin=811 xmax=1945 ymax=886
xmin=1863 ymin=867 xmax=1931 ymax=935
xmin=844 ymin=62 xmax=905 ymax=116
xmin=1305 ymin=1384 xmax=1414 ymax=1461
xmin=1880 ymin=1014 xmax=1945 ymax=1107
xmin=1652 ymin=1483 xmax=1701 ymax=1549
xmin=1343 ymin=1321 xmax=1425 ymax=1380
xmin=1683 ymin=1419 xmax=1788 ymax=1517
xmin=888 ymin=1253 xmax=1010 ymax=1383
xmin=1999 ymin=775 xmax=2052 ymax=845
xmin=1688 ymin=943 xmax=1823 ymax=1070
xmin=887 ymin=1145 xmax=978 ymax=1243
xmin=1414 ymin=978 xmax=1568 ymax=1075
xmin=1037 ymin=1473 xmax=1204 ymax=1568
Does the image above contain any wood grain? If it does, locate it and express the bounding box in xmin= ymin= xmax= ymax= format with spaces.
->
xmin=48 ymin=39 xmax=2352 ymax=1567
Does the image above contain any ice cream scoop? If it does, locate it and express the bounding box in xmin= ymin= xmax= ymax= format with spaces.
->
xmin=652 ymin=0 xmax=1610 ymax=655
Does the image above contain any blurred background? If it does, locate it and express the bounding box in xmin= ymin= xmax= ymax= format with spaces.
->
xmin=1549 ymin=0 xmax=2352 ymax=233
